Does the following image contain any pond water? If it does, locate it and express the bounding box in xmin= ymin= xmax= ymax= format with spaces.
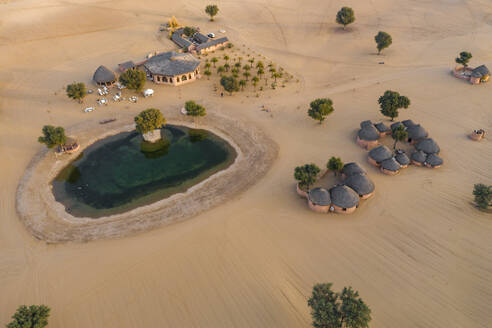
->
xmin=52 ymin=125 xmax=237 ymax=218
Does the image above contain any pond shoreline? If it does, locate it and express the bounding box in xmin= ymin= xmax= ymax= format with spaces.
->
xmin=16 ymin=112 xmax=278 ymax=243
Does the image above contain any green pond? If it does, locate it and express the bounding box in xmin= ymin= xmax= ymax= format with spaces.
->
xmin=52 ymin=125 xmax=237 ymax=218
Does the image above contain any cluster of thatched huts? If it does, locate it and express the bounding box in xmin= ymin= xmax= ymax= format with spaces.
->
xmin=358 ymin=119 xmax=443 ymax=175
xmin=298 ymin=162 xmax=375 ymax=214
xmin=452 ymin=65 xmax=490 ymax=85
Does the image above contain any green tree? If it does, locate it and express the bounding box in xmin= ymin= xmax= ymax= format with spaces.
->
xmin=252 ymin=76 xmax=259 ymax=91
xmin=248 ymin=57 xmax=255 ymax=68
xmin=272 ymin=72 xmax=281 ymax=82
xmin=308 ymin=98 xmax=334 ymax=124
xmin=7 ymin=305 xmax=50 ymax=328
xmin=217 ymin=66 xmax=225 ymax=75
xmin=239 ymin=79 xmax=247 ymax=91
xmin=336 ymin=7 xmax=355 ymax=30
xmin=294 ymin=164 xmax=320 ymax=191
xmin=185 ymin=100 xmax=206 ymax=124
xmin=257 ymin=68 xmax=264 ymax=80
xmin=455 ymin=51 xmax=472 ymax=69
xmin=375 ymin=31 xmax=392 ymax=55
xmin=391 ymin=124 xmax=408 ymax=150
xmin=234 ymin=62 xmax=241 ymax=69
xmin=378 ymin=90 xmax=410 ymax=121
xmin=327 ymin=157 xmax=344 ymax=176
xmin=224 ymin=63 xmax=230 ymax=72
xmin=205 ymin=4 xmax=219 ymax=21
xmin=473 ymin=184 xmax=492 ymax=210
xmin=256 ymin=61 xmax=264 ymax=69
xmin=223 ymin=55 xmax=230 ymax=63
xmin=205 ymin=62 xmax=211 ymax=69
xmin=183 ymin=26 xmax=196 ymax=37
xmin=66 ymin=82 xmax=86 ymax=103
xmin=119 ymin=69 xmax=146 ymax=92
xmin=243 ymin=71 xmax=251 ymax=80
xmin=204 ymin=69 xmax=212 ymax=80
xmin=308 ymin=283 xmax=371 ymax=328
xmin=38 ymin=125 xmax=67 ymax=149
xmin=134 ymin=108 xmax=165 ymax=135
xmin=211 ymin=57 xmax=218 ymax=67
xmin=220 ymin=76 xmax=239 ymax=95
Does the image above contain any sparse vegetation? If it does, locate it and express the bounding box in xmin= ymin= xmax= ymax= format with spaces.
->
xmin=66 ymin=82 xmax=86 ymax=103
xmin=327 ymin=157 xmax=344 ymax=176
xmin=391 ymin=124 xmax=408 ymax=150
xmin=336 ymin=7 xmax=355 ymax=30
xmin=378 ymin=90 xmax=410 ymax=121
xmin=308 ymin=283 xmax=371 ymax=328
xmin=205 ymin=4 xmax=219 ymax=21
xmin=294 ymin=164 xmax=320 ymax=191
xmin=473 ymin=184 xmax=491 ymax=210
xmin=119 ymin=69 xmax=146 ymax=92
xmin=7 ymin=305 xmax=50 ymax=328
xmin=38 ymin=125 xmax=67 ymax=149
xmin=220 ymin=76 xmax=239 ymax=95
xmin=375 ymin=31 xmax=392 ymax=55
xmin=134 ymin=108 xmax=165 ymax=135
xmin=308 ymin=98 xmax=334 ymax=124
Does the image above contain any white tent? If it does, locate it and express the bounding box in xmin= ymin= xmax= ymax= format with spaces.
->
xmin=143 ymin=89 xmax=154 ymax=97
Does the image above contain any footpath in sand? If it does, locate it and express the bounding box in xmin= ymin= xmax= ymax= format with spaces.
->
xmin=0 ymin=0 xmax=491 ymax=327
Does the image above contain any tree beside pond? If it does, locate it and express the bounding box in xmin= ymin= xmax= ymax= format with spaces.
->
xmin=473 ymin=184 xmax=491 ymax=210
xmin=38 ymin=125 xmax=67 ymax=149
xmin=6 ymin=305 xmax=50 ymax=328
xmin=455 ymin=51 xmax=472 ymax=69
xmin=327 ymin=157 xmax=344 ymax=176
xmin=119 ymin=69 xmax=146 ymax=92
xmin=66 ymin=82 xmax=86 ymax=103
xmin=308 ymin=98 xmax=334 ymax=124
xmin=378 ymin=90 xmax=410 ymax=121
xmin=294 ymin=164 xmax=320 ymax=191
xmin=336 ymin=7 xmax=355 ymax=30
xmin=375 ymin=31 xmax=392 ymax=55
xmin=205 ymin=4 xmax=219 ymax=21
xmin=134 ymin=108 xmax=165 ymax=135
xmin=220 ymin=76 xmax=239 ymax=95
xmin=308 ymin=283 xmax=371 ymax=328
xmin=185 ymin=101 xmax=206 ymax=124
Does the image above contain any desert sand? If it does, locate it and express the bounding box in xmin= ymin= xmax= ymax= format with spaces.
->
xmin=1 ymin=0 xmax=491 ymax=327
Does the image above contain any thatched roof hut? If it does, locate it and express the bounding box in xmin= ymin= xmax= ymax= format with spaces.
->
xmin=368 ymin=145 xmax=392 ymax=165
xmin=93 ymin=65 xmax=116 ymax=86
xmin=406 ymin=124 xmax=428 ymax=143
xmin=344 ymin=174 xmax=375 ymax=199
xmin=411 ymin=150 xmax=427 ymax=166
xmin=308 ymin=188 xmax=331 ymax=206
xmin=342 ymin=162 xmax=367 ymax=178
xmin=360 ymin=120 xmax=373 ymax=129
xmin=329 ymin=185 xmax=359 ymax=213
xmin=395 ymin=151 xmax=410 ymax=167
xmin=380 ymin=157 xmax=401 ymax=175
xmin=425 ymin=153 xmax=443 ymax=168
xmin=358 ymin=125 xmax=380 ymax=141
xmin=415 ymin=138 xmax=440 ymax=154
xmin=390 ymin=122 xmax=403 ymax=131
xmin=471 ymin=65 xmax=490 ymax=78
xmin=374 ymin=122 xmax=391 ymax=135
xmin=402 ymin=119 xmax=416 ymax=128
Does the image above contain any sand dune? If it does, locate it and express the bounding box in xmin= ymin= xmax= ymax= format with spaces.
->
xmin=0 ymin=0 xmax=491 ymax=327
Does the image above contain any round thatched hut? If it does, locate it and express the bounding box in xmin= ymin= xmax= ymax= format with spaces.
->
xmin=307 ymin=187 xmax=331 ymax=213
xmin=415 ymin=138 xmax=440 ymax=154
xmin=344 ymin=174 xmax=375 ymax=199
xmin=368 ymin=145 xmax=392 ymax=167
xmin=357 ymin=125 xmax=380 ymax=149
xmin=374 ymin=122 xmax=391 ymax=136
xmin=360 ymin=120 xmax=374 ymax=129
xmin=411 ymin=150 xmax=427 ymax=166
xmin=329 ymin=185 xmax=359 ymax=214
xmin=341 ymin=162 xmax=367 ymax=179
xmin=406 ymin=125 xmax=428 ymax=144
xmin=380 ymin=157 xmax=401 ymax=175
xmin=93 ymin=65 xmax=117 ymax=87
xmin=425 ymin=153 xmax=443 ymax=168
xmin=395 ymin=151 xmax=410 ymax=168
xmin=402 ymin=119 xmax=416 ymax=128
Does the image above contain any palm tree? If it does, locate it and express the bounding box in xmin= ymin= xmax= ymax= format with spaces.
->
xmin=217 ymin=66 xmax=225 ymax=75
xmin=205 ymin=62 xmax=211 ymax=69
xmin=239 ymin=79 xmax=247 ymax=91
xmin=272 ymin=72 xmax=281 ymax=82
xmin=238 ymin=56 xmax=243 ymax=64
xmin=211 ymin=57 xmax=218 ymax=67
xmin=252 ymin=76 xmax=259 ymax=91
xmin=257 ymin=68 xmax=264 ymax=79
xmin=256 ymin=61 xmax=264 ymax=69
xmin=243 ymin=71 xmax=251 ymax=80
xmin=223 ymin=55 xmax=229 ymax=63
xmin=224 ymin=63 xmax=230 ymax=72
xmin=248 ymin=58 xmax=255 ymax=68
xmin=204 ymin=70 xmax=212 ymax=80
